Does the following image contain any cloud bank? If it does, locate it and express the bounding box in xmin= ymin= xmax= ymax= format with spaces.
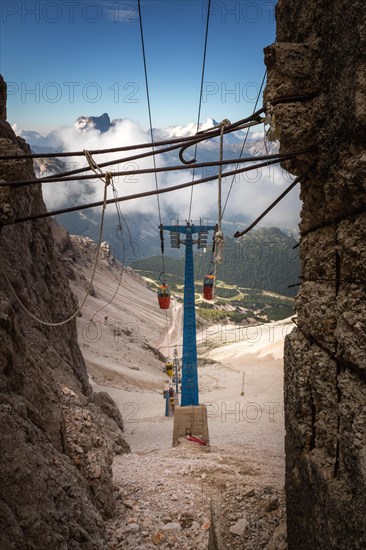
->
xmin=17 ymin=116 xmax=301 ymax=230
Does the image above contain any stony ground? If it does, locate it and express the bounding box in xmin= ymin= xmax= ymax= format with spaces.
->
xmin=106 ymin=439 xmax=287 ymax=550
xmin=63 ymin=235 xmax=290 ymax=549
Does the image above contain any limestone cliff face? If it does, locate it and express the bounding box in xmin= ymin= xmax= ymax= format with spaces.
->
xmin=0 ymin=75 xmax=129 ymax=550
xmin=264 ymin=2 xmax=366 ymax=549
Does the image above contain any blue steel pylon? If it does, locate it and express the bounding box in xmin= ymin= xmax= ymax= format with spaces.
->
xmin=162 ymin=222 xmax=216 ymax=406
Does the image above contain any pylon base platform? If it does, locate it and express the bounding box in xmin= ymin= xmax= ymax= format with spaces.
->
xmin=172 ymin=405 xmax=209 ymax=447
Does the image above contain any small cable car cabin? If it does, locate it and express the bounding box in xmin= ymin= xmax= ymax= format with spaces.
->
xmin=203 ymin=274 xmax=215 ymax=300
xmin=158 ymin=284 xmax=171 ymax=309
xmin=166 ymin=362 xmax=174 ymax=377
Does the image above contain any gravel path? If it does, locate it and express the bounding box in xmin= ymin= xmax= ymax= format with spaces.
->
xmin=89 ymin=310 xmax=290 ymax=549
xmin=106 ymin=339 xmax=288 ymax=549
xmin=67 ymin=231 xmax=290 ymax=548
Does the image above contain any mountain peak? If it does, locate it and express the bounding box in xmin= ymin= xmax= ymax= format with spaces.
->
xmin=74 ymin=112 xmax=112 ymax=134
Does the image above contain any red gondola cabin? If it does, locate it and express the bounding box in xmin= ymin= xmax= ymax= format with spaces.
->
xmin=203 ymin=274 xmax=215 ymax=300
xmin=158 ymin=284 xmax=171 ymax=309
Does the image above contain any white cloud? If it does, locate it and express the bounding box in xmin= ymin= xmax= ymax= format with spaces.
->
xmin=41 ymin=118 xmax=167 ymax=215
xmin=250 ymin=130 xmax=266 ymax=140
xmin=12 ymin=123 xmax=22 ymax=137
xmin=33 ymin=116 xmax=300 ymax=230
xmin=219 ymin=164 xmax=301 ymax=229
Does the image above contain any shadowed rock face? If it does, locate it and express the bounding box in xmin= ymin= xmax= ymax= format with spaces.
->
xmin=264 ymin=2 xmax=366 ymax=549
xmin=0 ymin=75 xmax=129 ymax=550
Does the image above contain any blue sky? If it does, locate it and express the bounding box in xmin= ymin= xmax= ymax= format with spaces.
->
xmin=1 ymin=0 xmax=276 ymax=133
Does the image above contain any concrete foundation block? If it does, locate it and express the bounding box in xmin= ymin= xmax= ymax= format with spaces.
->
xmin=172 ymin=405 xmax=209 ymax=447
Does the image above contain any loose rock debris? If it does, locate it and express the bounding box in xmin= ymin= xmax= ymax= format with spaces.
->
xmin=106 ymin=441 xmax=287 ymax=549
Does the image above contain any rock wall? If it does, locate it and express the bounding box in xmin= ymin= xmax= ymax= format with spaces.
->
xmin=0 ymin=75 xmax=129 ymax=550
xmin=264 ymin=1 xmax=366 ymax=548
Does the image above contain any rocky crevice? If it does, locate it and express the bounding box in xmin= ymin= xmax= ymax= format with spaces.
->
xmin=0 ymin=75 xmax=129 ymax=550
